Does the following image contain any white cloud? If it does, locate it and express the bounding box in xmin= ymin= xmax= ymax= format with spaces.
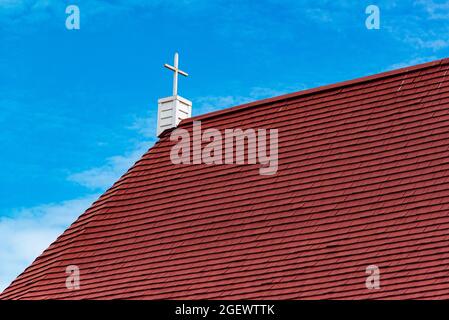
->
xmin=67 ymin=141 xmax=152 ymax=190
xmin=305 ymin=8 xmax=333 ymax=23
xmin=0 ymin=194 xmax=99 ymax=292
xmin=415 ymin=0 xmax=449 ymax=20
xmin=68 ymin=112 xmax=156 ymax=190
xmin=0 ymin=0 xmax=200 ymax=25
xmin=126 ymin=114 xmax=156 ymax=139
xmin=404 ymin=35 xmax=449 ymax=50
xmin=195 ymin=86 xmax=301 ymax=114
xmin=383 ymin=1 xmax=449 ymax=51
xmin=0 ymin=0 xmax=28 ymax=10
xmin=195 ymin=95 xmax=251 ymax=114
xmin=387 ymin=55 xmax=438 ymax=70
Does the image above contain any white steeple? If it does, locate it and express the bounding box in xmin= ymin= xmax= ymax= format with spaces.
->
xmin=157 ymin=52 xmax=192 ymax=137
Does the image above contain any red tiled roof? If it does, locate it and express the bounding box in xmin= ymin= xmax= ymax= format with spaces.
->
xmin=3 ymin=58 xmax=449 ymax=299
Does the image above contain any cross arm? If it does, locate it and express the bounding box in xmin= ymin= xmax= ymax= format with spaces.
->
xmin=164 ymin=64 xmax=189 ymax=77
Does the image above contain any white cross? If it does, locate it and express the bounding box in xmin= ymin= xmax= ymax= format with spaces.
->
xmin=164 ymin=52 xmax=188 ymax=97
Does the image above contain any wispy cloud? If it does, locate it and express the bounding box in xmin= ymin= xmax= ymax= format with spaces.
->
xmin=0 ymin=0 xmax=31 ymax=11
xmin=415 ymin=0 xmax=449 ymax=20
xmin=383 ymin=1 xmax=449 ymax=51
xmin=304 ymin=7 xmax=334 ymax=23
xmin=404 ymin=34 xmax=449 ymax=51
xmin=0 ymin=0 xmax=201 ymax=27
xmin=68 ymin=114 xmax=156 ymax=190
xmin=387 ymin=55 xmax=438 ymax=70
xmin=195 ymin=86 xmax=303 ymax=114
xmin=0 ymin=194 xmax=99 ymax=292
xmin=67 ymin=141 xmax=151 ymax=190
xmin=126 ymin=114 xmax=157 ymax=139
xmin=0 ymin=0 xmax=58 ymax=25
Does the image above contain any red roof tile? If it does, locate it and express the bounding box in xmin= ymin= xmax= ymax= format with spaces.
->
xmin=3 ymin=58 xmax=449 ymax=299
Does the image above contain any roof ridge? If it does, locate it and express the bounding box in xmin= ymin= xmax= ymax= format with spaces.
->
xmin=179 ymin=57 xmax=449 ymax=126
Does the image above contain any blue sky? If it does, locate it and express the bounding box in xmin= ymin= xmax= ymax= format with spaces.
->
xmin=1 ymin=0 xmax=449 ymax=291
